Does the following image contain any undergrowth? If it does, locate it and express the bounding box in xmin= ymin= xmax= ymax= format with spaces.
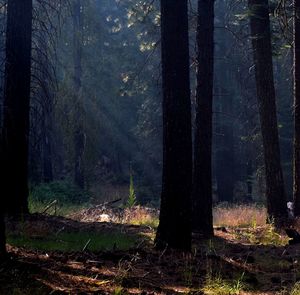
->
xmin=7 ymin=231 xmax=137 ymax=252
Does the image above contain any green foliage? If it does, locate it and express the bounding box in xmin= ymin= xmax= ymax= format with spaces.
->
xmin=112 ymin=287 xmax=128 ymax=295
xmin=30 ymin=181 xmax=90 ymax=204
xmin=202 ymin=271 xmax=245 ymax=295
xmin=234 ymin=224 xmax=289 ymax=247
xmin=7 ymin=231 xmax=137 ymax=252
xmin=126 ymin=174 xmax=137 ymax=208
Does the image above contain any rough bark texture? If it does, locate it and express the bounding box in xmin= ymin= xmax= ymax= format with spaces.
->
xmin=155 ymin=0 xmax=193 ymax=251
xmin=2 ymin=0 xmax=33 ymax=215
xmin=192 ymin=0 xmax=214 ymax=237
xmin=294 ymin=0 xmax=300 ymax=216
xmin=248 ymin=0 xmax=287 ymax=221
xmin=73 ymin=0 xmax=85 ymax=189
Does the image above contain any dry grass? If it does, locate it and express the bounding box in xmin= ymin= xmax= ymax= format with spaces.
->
xmin=213 ymin=204 xmax=267 ymax=227
xmin=123 ymin=206 xmax=159 ymax=228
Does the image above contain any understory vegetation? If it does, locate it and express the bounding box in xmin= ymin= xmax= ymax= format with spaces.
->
xmin=2 ymin=204 xmax=298 ymax=294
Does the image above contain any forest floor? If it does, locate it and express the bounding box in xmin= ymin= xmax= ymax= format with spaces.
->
xmin=1 ymin=205 xmax=300 ymax=294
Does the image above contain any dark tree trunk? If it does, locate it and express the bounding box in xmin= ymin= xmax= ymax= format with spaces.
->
xmin=73 ymin=0 xmax=85 ymax=189
xmin=248 ymin=0 xmax=287 ymax=221
xmin=214 ymin=0 xmax=235 ymax=203
xmin=155 ymin=0 xmax=193 ymax=251
xmin=0 ymin=212 xmax=6 ymax=259
xmin=192 ymin=0 xmax=214 ymax=237
xmin=294 ymin=0 xmax=300 ymax=216
xmin=2 ymin=0 xmax=33 ymax=215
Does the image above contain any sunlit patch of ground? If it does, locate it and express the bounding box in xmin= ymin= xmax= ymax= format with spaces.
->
xmin=2 ymin=205 xmax=300 ymax=294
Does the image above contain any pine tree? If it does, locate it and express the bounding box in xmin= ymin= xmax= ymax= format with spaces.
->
xmin=192 ymin=0 xmax=215 ymax=237
xmin=2 ymin=0 xmax=33 ymax=215
xmin=248 ymin=0 xmax=287 ymax=222
xmin=155 ymin=0 xmax=193 ymax=251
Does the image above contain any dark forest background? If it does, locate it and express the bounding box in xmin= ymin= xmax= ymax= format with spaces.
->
xmin=0 ymin=0 xmax=294 ymax=207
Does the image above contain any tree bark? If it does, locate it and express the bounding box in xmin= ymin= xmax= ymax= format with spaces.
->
xmin=248 ymin=0 xmax=287 ymax=221
xmin=192 ymin=0 xmax=215 ymax=237
xmin=215 ymin=0 xmax=235 ymax=203
xmin=0 ymin=212 xmax=6 ymax=259
xmin=73 ymin=0 xmax=85 ymax=189
xmin=155 ymin=0 xmax=193 ymax=251
xmin=294 ymin=0 xmax=300 ymax=216
xmin=2 ymin=0 xmax=33 ymax=215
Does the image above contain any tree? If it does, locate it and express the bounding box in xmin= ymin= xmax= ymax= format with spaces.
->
xmin=73 ymin=0 xmax=86 ymax=189
xmin=192 ymin=0 xmax=215 ymax=237
xmin=155 ymin=0 xmax=193 ymax=251
xmin=215 ymin=0 xmax=235 ymax=203
xmin=248 ymin=0 xmax=287 ymax=221
xmin=294 ymin=0 xmax=300 ymax=216
xmin=0 ymin=213 xmax=5 ymax=259
xmin=2 ymin=0 xmax=33 ymax=215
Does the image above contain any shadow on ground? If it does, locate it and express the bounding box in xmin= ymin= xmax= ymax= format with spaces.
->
xmin=0 ymin=214 xmax=299 ymax=294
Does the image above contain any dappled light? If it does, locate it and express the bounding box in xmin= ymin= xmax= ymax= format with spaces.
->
xmin=0 ymin=0 xmax=299 ymax=294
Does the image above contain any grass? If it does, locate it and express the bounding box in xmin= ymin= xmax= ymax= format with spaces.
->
xmin=29 ymin=198 xmax=89 ymax=217
xmin=213 ymin=204 xmax=267 ymax=227
xmin=7 ymin=231 xmax=138 ymax=252
xmin=202 ymin=272 xmax=245 ymax=295
xmin=232 ymin=223 xmax=290 ymax=246
xmin=291 ymin=282 xmax=300 ymax=295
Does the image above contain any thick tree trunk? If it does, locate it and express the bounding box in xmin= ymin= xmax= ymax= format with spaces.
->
xmin=155 ymin=0 xmax=193 ymax=251
xmin=192 ymin=0 xmax=214 ymax=237
xmin=294 ymin=0 xmax=300 ymax=216
xmin=215 ymin=0 xmax=235 ymax=203
xmin=0 ymin=213 xmax=6 ymax=259
xmin=2 ymin=0 xmax=33 ymax=215
xmin=73 ymin=0 xmax=85 ymax=189
xmin=248 ymin=0 xmax=287 ymax=221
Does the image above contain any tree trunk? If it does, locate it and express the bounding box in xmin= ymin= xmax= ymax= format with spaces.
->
xmin=73 ymin=0 xmax=85 ymax=189
xmin=248 ymin=0 xmax=287 ymax=221
xmin=192 ymin=0 xmax=214 ymax=237
xmin=294 ymin=0 xmax=300 ymax=216
xmin=155 ymin=0 xmax=193 ymax=251
xmin=2 ymin=0 xmax=33 ymax=215
xmin=0 ymin=212 xmax=6 ymax=259
xmin=215 ymin=0 xmax=235 ymax=203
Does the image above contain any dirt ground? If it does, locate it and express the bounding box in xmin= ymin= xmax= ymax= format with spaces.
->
xmin=1 ymin=211 xmax=300 ymax=294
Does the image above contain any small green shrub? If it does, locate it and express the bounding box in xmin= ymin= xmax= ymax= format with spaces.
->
xmin=30 ymin=181 xmax=90 ymax=204
xmin=126 ymin=174 xmax=137 ymax=208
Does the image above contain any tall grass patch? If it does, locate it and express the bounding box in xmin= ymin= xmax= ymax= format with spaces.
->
xmin=213 ymin=204 xmax=267 ymax=227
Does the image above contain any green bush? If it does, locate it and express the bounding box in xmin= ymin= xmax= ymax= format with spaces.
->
xmin=30 ymin=181 xmax=90 ymax=204
xmin=126 ymin=174 xmax=137 ymax=208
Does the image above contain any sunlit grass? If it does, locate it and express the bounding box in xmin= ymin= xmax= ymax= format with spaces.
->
xmin=202 ymin=272 xmax=245 ymax=295
xmin=213 ymin=204 xmax=267 ymax=228
xmin=291 ymin=282 xmax=300 ymax=295
xmin=28 ymin=197 xmax=89 ymax=217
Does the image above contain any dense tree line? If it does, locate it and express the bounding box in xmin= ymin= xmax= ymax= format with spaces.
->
xmin=1 ymin=0 xmax=300 ymax=254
